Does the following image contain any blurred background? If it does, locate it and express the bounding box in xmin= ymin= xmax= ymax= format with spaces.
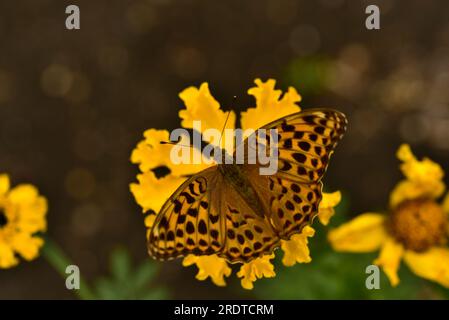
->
xmin=0 ymin=0 xmax=448 ymax=299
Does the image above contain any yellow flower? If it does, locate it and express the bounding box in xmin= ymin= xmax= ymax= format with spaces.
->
xmin=130 ymin=79 xmax=342 ymax=289
xmin=0 ymin=174 xmax=48 ymax=269
xmin=328 ymin=144 xmax=449 ymax=288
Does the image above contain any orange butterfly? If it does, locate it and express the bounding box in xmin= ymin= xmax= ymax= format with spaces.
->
xmin=148 ymin=108 xmax=347 ymax=263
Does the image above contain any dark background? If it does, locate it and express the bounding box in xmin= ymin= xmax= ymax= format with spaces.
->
xmin=0 ymin=0 xmax=448 ymax=299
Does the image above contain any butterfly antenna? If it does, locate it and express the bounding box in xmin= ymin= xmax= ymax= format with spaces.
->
xmin=218 ymin=110 xmax=231 ymax=148
xmin=160 ymin=141 xmax=192 ymax=148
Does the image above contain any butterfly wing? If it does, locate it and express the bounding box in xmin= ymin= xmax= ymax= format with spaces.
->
xmin=216 ymin=178 xmax=279 ymax=263
xmin=148 ymin=166 xmax=279 ymax=263
xmin=239 ymin=108 xmax=347 ymax=239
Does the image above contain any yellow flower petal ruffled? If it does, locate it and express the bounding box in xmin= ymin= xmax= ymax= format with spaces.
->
xmin=182 ymin=254 xmax=232 ymax=287
xmin=130 ymin=171 xmax=186 ymax=214
xmin=237 ymin=254 xmax=276 ymax=290
xmin=318 ymin=191 xmax=342 ymax=226
xmin=390 ymin=144 xmax=445 ymax=208
xmin=241 ymin=79 xmax=301 ymax=131
xmin=179 ymin=83 xmax=237 ymax=135
xmin=281 ymin=226 xmax=315 ymax=266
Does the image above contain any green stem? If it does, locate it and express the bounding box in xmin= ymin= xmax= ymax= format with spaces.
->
xmin=41 ymin=237 xmax=96 ymax=300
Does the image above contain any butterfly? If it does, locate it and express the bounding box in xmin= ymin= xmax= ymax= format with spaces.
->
xmin=148 ymin=108 xmax=347 ymax=263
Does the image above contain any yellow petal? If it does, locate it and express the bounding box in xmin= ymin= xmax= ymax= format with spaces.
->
xmin=318 ymin=191 xmax=342 ymax=225
xmin=178 ymin=82 xmax=236 ymax=150
xmin=390 ymin=144 xmax=445 ymax=207
xmin=396 ymin=143 xmax=415 ymax=162
xmin=130 ymin=129 xmax=210 ymax=176
xmin=0 ymin=242 xmax=18 ymax=269
xmin=144 ymin=214 xmax=156 ymax=229
xmin=129 ymin=171 xmax=186 ymax=213
xmin=236 ymin=254 xmax=276 ymax=290
xmin=328 ymin=213 xmax=389 ymax=252
xmin=144 ymin=214 xmax=156 ymax=240
xmin=10 ymin=233 xmax=44 ymax=261
xmin=390 ymin=180 xmax=446 ymax=210
xmin=397 ymin=143 xmax=445 ymax=188
xmin=182 ymin=254 xmax=232 ymax=287
xmin=6 ymin=184 xmax=47 ymax=234
xmin=130 ymin=129 xmax=172 ymax=172
xmin=281 ymin=226 xmax=315 ymax=266
xmin=241 ymin=79 xmax=301 ymax=131
xmin=0 ymin=174 xmax=10 ymax=195
xmin=8 ymin=184 xmax=39 ymax=205
xmin=403 ymin=247 xmax=449 ymax=288
xmin=374 ymin=237 xmax=404 ymax=287
xmin=15 ymin=195 xmax=48 ymax=234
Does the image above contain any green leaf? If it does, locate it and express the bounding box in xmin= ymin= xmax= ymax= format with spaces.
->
xmin=95 ymin=277 xmax=121 ymax=300
xmin=139 ymin=287 xmax=169 ymax=300
xmin=92 ymin=246 xmax=170 ymax=300
xmin=110 ymin=247 xmax=131 ymax=282
xmin=131 ymin=261 xmax=157 ymax=291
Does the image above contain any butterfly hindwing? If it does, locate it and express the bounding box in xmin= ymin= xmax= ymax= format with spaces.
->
xmin=219 ymin=181 xmax=279 ymax=262
xmin=148 ymin=166 xmax=279 ymax=263
xmin=148 ymin=167 xmax=223 ymax=260
xmin=262 ymin=173 xmax=322 ymax=238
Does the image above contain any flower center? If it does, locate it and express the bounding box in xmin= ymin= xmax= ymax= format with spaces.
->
xmin=0 ymin=209 xmax=7 ymax=228
xmin=389 ymin=198 xmax=447 ymax=252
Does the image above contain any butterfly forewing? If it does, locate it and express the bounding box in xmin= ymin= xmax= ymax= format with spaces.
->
xmin=267 ymin=109 xmax=347 ymax=182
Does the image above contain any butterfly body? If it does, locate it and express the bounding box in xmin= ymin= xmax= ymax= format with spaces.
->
xmin=148 ymin=108 xmax=347 ymax=263
xmin=219 ymin=163 xmax=268 ymax=219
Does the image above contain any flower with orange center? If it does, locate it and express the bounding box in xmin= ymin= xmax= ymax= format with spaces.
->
xmin=130 ymin=79 xmax=342 ymax=289
xmin=328 ymin=144 xmax=449 ymax=288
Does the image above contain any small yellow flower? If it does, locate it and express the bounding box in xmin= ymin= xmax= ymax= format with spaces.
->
xmin=0 ymin=174 xmax=48 ymax=269
xmin=130 ymin=79 xmax=342 ymax=289
xmin=328 ymin=144 xmax=449 ymax=288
